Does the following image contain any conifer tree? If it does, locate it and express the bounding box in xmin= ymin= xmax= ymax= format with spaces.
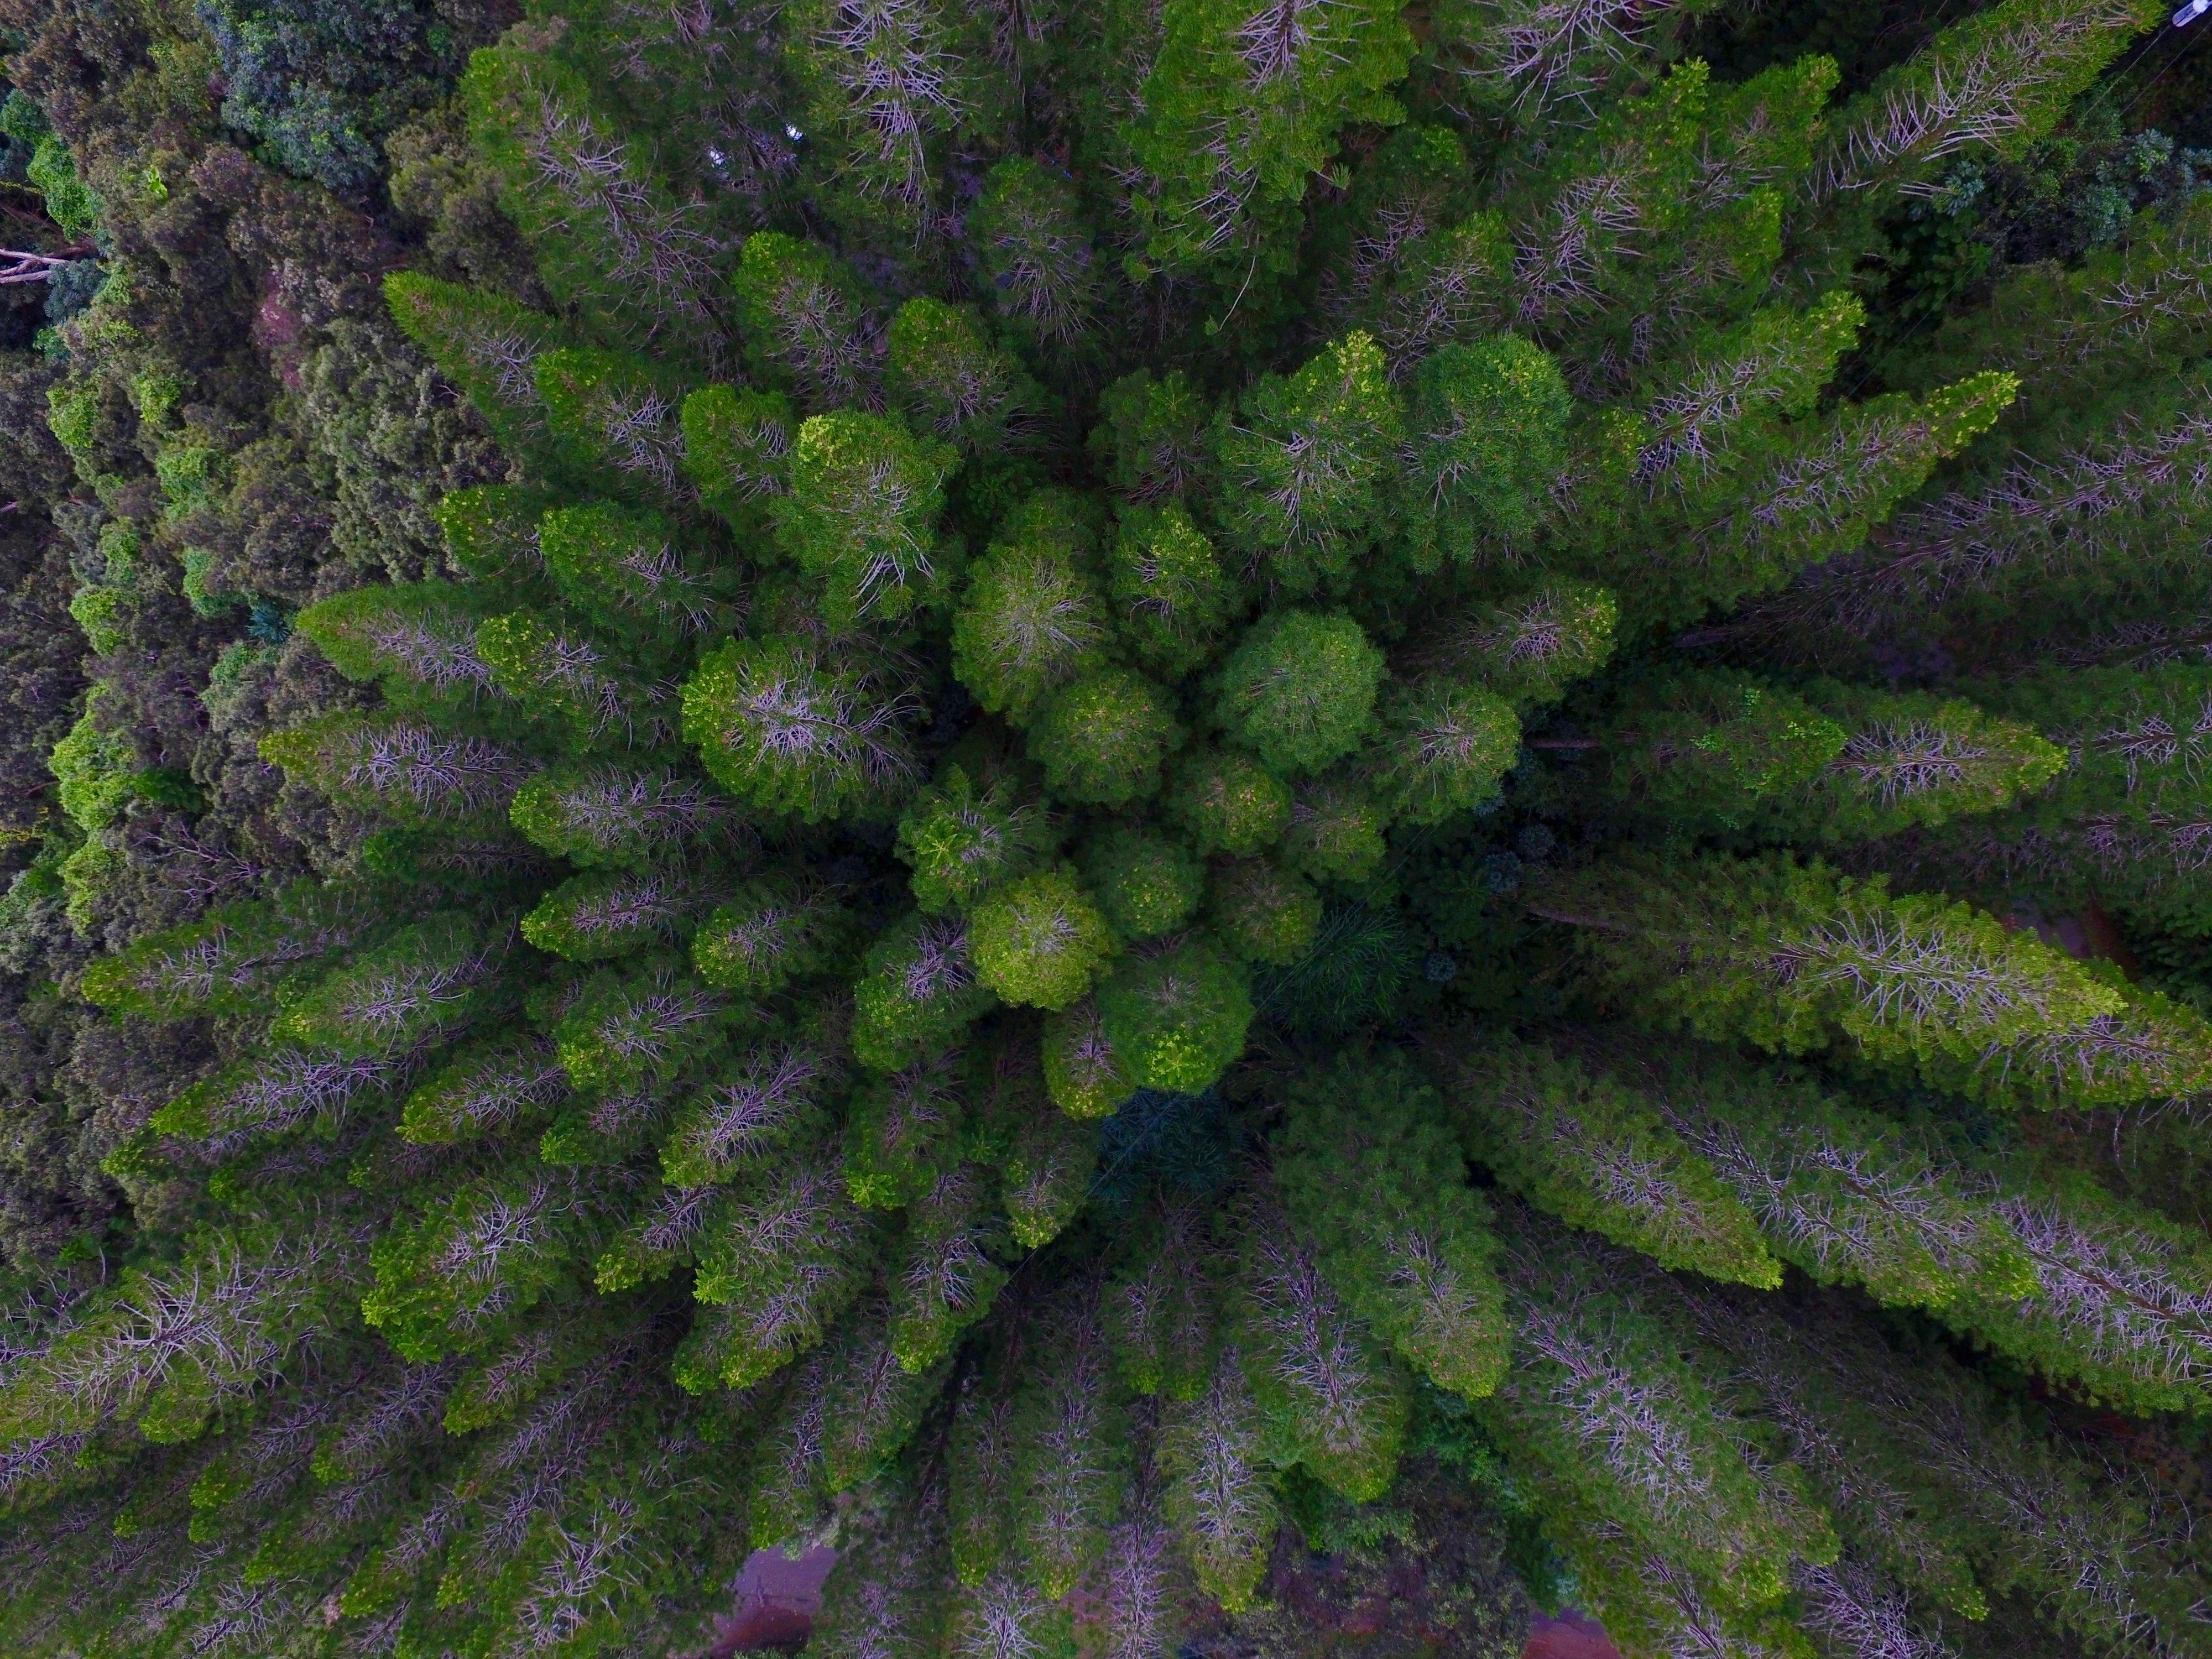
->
xmin=14 ymin=2 xmax=2212 ymax=1656
xmin=1532 ymin=849 xmax=2212 ymax=1108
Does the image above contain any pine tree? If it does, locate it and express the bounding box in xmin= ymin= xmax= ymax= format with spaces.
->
xmin=1215 ymin=331 xmax=1406 ymax=593
xmin=1274 ymin=1050 xmax=1512 ymax=1400
xmin=15 ymin=2 xmax=2212 ymax=1655
xmin=1810 ymin=0 xmax=2166 ymax=206
xmin=1587 ymin=666 xmax=2065 ymax=843
xmin=1443 ymin=1033 xmax=1782 ymax=1288
xmin=1120 ymin=0 xmax=1416 ymax=278
xmin=1531 ymin=849 xmax=2212 ymax=1109
xmin=951 ymin=493 xmax=1115 ymax=724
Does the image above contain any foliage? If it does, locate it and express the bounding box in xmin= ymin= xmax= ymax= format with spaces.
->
xmin=7 ymin=2 xmax=2212 ymax=1657
xmin=197 ymin=0 xmax=495 ymax=192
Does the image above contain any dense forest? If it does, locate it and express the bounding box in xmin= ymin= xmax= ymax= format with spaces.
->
xmin=4 ymin=0 xmax=2212 ymax=1653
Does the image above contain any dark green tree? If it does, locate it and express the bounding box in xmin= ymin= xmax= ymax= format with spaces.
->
xmin=9 ymin=3 xmax=2212 ymax=1657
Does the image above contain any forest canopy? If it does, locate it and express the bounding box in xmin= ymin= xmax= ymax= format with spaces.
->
xmin=4 ymin=0 xmax=2212 ymax=1656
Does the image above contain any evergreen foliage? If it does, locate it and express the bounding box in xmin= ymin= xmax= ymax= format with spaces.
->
xmin=11 ymin=2 xmax=2212 ymax=1657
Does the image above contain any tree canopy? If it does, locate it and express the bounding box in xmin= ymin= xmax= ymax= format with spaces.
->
xmin=7 ymin=0 xmax=2212 ymax=1656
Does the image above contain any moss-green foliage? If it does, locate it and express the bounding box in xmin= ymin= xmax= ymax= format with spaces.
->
xmin=1217 ymin=332 xmax=1405 ymax=593
xmin=49 ymin=690 xmax=148 ymax=835
xmin=895 ymin=763 xmax=1053 ymax=914
xmin=681 ymin=383 xmax=795 ymax=535
xmin=256 ymin=709 xmax=529 ymax=827
xmin=4 ymin=93 xmax=100 ymax=240
xmin=21 ymin=2 xmax=2212 ymax=1656
xmin=1040 ymin=997 xmax=1134 ymax=1120
xmin=295 ymin=580 xmax=499 ymax=713
xmin=1440 ymin=583 xmax=1617 ymax=712
xmin=1209 ymin=857 xmax=1322 ymax=966
xmin=521 ymin=867 xmax=719 ymax=961
xmin=1027 ymin=668 xmax=1182 ymax=807
xmin=1594 ymin=669 xmax=2067 ymax=843
xmin=1081 ymin=823 xmax=1204 ymax=940
xmin=1166 ymin=747 xmax=1291 ymax=856
xmin=508 ymin=761 xmax=731 ymax=867
xmin=1278 ymin=778 xmax=1387 ymax=884
xmin=1445 ymin=1035 xmax=1782 ymax=1290
xmin=1373 ymin=680 xmax=1520 ymax=825
xmin=1400 ymin=336 xmax=1573 ymax=565
xmin=690 ymin=875 xmax=854 ymax=994
xmin=774 ymin=410 xmax=960 ymax=627
xmin=730 ymin=232 xmax=876 ymax=406
xmin=952 ymin=506 xmax=1114 ymax=724
xmin=1124 ymin=0 xmax=1415 ymax=276
xmin=972 ymin=155 xmax=1100 ymax=352
xmin=1536 ymin=850 xmax=2212 ymax=1109
xmin=683 ymin=636 xmax=918 ymax=822
xmin=1093 ymin=368 xmax=1213 ymax=503
xmin=884 ymin=297 xmax=1041 ymax=455
xmin=1097 ymin=935 xmax=1254 ymax=1093
xmin=1214 ymin=609 xmax=1386 ymax=775
xmin=1275 ymin=1051 xmax=1511 ymax=1402
xmin=850 ymin=911 xmax=999 ymax=1070
xmin=538 ymin=500 xmax=737 ymax=638
xmin=1107 ymin=499 xmax=1235 ymax=677
xmin=969 ymin=869 xmax=1114 ymax=1010
xmin=387 ymin=275 xmax=571 ymax=465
